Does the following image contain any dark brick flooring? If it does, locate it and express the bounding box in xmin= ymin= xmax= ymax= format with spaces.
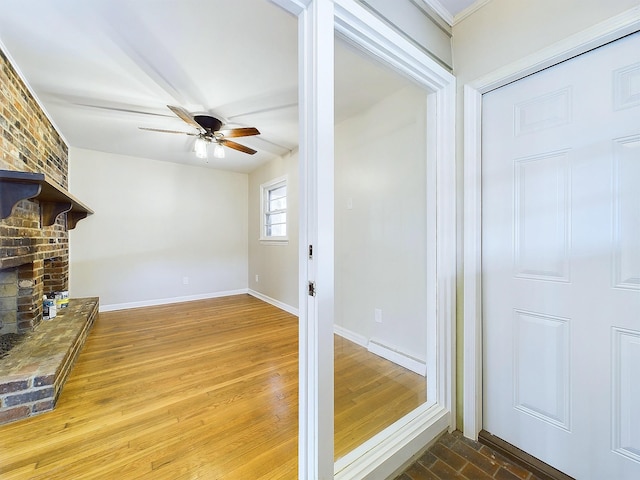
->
xmin=395 ymin=430 xmax=542 ymax=480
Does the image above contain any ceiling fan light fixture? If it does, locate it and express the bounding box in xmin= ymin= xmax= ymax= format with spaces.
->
xmin=142 ymin=106 xmax=259 ymax=158
xmin=194 ymin=136 xmax=208 ymax=159
xmin=214 ymin=142 xmax=225 ymax=159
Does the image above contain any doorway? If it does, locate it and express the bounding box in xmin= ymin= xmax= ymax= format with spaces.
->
xmin=294 ymin=1 xmax=457 ymax=477
xmin=464 ymin=17 xmax=638 ymax=478
xmin=482 ymin=31 xmax=640 ymax=479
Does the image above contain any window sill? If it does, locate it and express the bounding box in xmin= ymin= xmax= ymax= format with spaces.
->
xmin=260 ymin=238 xmax=289 ymax=245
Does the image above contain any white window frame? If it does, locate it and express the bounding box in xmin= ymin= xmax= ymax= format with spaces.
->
xmin=260 ymin=175 xmax=288 ymax=243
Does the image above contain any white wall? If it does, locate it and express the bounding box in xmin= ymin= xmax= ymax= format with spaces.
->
xmin=452 ymin=0 xmax=638 ymax=84
xmin=247 ymin=151 xmax=299 ymax=312
xmin=335 ymin=86 xmax=428 ymax=362
xmin=451 ymin=0 xmax=639 ymax=427
xmin=357 ymin=0 xmax=452 ymax=69
xmin=68 ymin=147 xmax=248 ymax=310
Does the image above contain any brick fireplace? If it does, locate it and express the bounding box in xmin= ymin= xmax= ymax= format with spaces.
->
xmin=0 ymin=246 xmax=70 ymax=335
xmin=1 ymin=45 xmax=97 ymax=425
xmin=0 ymin=47 xmax=71 ymax=333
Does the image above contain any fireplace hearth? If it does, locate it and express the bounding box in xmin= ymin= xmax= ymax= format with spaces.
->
xmin=0 ymin=172 xmax=95 ymax=425
xmin=0 ymin=297 xmax=98 ymax=425
xmin=0 ymin=332 xmax=25 ymax=359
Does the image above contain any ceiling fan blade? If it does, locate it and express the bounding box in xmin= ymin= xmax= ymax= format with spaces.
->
xmin=219 ymin=139 xmax=257 ymax=155
xmin=139 ymin=127 xmax=196 ymax=135
xmin=167 ymin=105 xmax=203 ymax=130
xmin=217 ymin=127 xmax=260 ymax=138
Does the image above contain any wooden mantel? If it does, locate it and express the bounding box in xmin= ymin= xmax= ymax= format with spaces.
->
xmin=0 ymin=169 xmax=93 ymax=229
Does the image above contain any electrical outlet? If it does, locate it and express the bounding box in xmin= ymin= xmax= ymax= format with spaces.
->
xmin=182 ymin=276 xmax=189 ymax=285
xmin=374 ymin=308 xmax=382 ymax=323
xmin=255 ymin=274 xmax=259 ymax=282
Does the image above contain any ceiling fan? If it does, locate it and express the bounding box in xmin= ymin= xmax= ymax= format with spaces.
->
xmin=139 ymin=105 xmax=260 ymax=159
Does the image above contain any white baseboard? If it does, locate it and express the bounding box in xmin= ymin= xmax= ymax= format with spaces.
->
xmin=368 ymin=339 xmax=427 ymax=377
xmin=333 ymin=326 xmax=426 ymax=376
xmin=99 ymin=289 xmax=249 ymax=312
xmin=247 ymin=289 xmax=299 ymax=316
xmin=333 ymin=324 xmax=368 ymax=347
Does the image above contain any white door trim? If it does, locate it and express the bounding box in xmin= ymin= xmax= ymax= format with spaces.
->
xmin=274 ymin=0 xmax=457 ymax=476
xmin=462 ymin=5 xmax=640 ymax=441
xmin=270 ymin=2 xmax=335 ymax=478
xmin=333 ymin=1 xmax=457 ymax=478
xmin=296 ymin=1 xmax=336 ymax=478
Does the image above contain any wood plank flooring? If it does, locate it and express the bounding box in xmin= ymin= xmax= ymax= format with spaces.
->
xmin=0 ymin=294 xmax=425 ymax=479
xmin=334 ymin=334 xmax=426 ymax=459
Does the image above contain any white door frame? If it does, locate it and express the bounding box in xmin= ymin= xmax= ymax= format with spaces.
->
xmin=272 ymin=0 xmax=457 ymax=477
xmin=333 ymin=1 xmax=456 ymax=478
xmin=462 ymin=6 xmax=640 ymax=441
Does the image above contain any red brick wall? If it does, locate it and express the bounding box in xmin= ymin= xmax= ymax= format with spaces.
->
xmin=0 ymin=47 xmax=69 ymax=333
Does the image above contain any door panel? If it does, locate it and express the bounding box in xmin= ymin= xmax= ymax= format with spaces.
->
xmin=482 ymin=32 xmax=640 ymax=479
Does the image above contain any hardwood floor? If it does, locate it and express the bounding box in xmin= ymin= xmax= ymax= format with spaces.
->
xmin=334 ymin=335 xmax=426 ymax=459
xmin=0 ymin=295 xmax=425 ymax=479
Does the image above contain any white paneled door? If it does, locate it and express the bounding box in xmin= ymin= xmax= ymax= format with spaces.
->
xmin=482 ymin=32 xmax=640 ymax=479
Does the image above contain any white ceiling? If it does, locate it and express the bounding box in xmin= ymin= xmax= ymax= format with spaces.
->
xmin=437 ymin=0 xmax=478 ymax=17
xmin=0 ymin=0 xmax=471 ymax=173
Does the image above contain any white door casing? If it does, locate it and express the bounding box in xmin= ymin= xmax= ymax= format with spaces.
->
xmin=280 ymin=0 xmax=458 ymax=478
xmin=463 ymin=6 xmax=640 ymax=442
xmin=333 ymin=2 xmax=457 ymax=478
xmin=297 ymin=1 xmax=335 ymax=478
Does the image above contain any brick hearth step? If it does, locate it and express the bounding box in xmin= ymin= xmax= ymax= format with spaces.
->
xmin=0 ymin=297 xmax=98 ymax=425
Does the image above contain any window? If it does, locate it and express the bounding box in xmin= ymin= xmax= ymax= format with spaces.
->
xmin=260 ymin=176 xmax=287 ymax=242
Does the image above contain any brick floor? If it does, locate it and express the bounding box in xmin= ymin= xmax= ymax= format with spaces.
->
xmin=395 ymin=431 xmax=543 ymax=480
